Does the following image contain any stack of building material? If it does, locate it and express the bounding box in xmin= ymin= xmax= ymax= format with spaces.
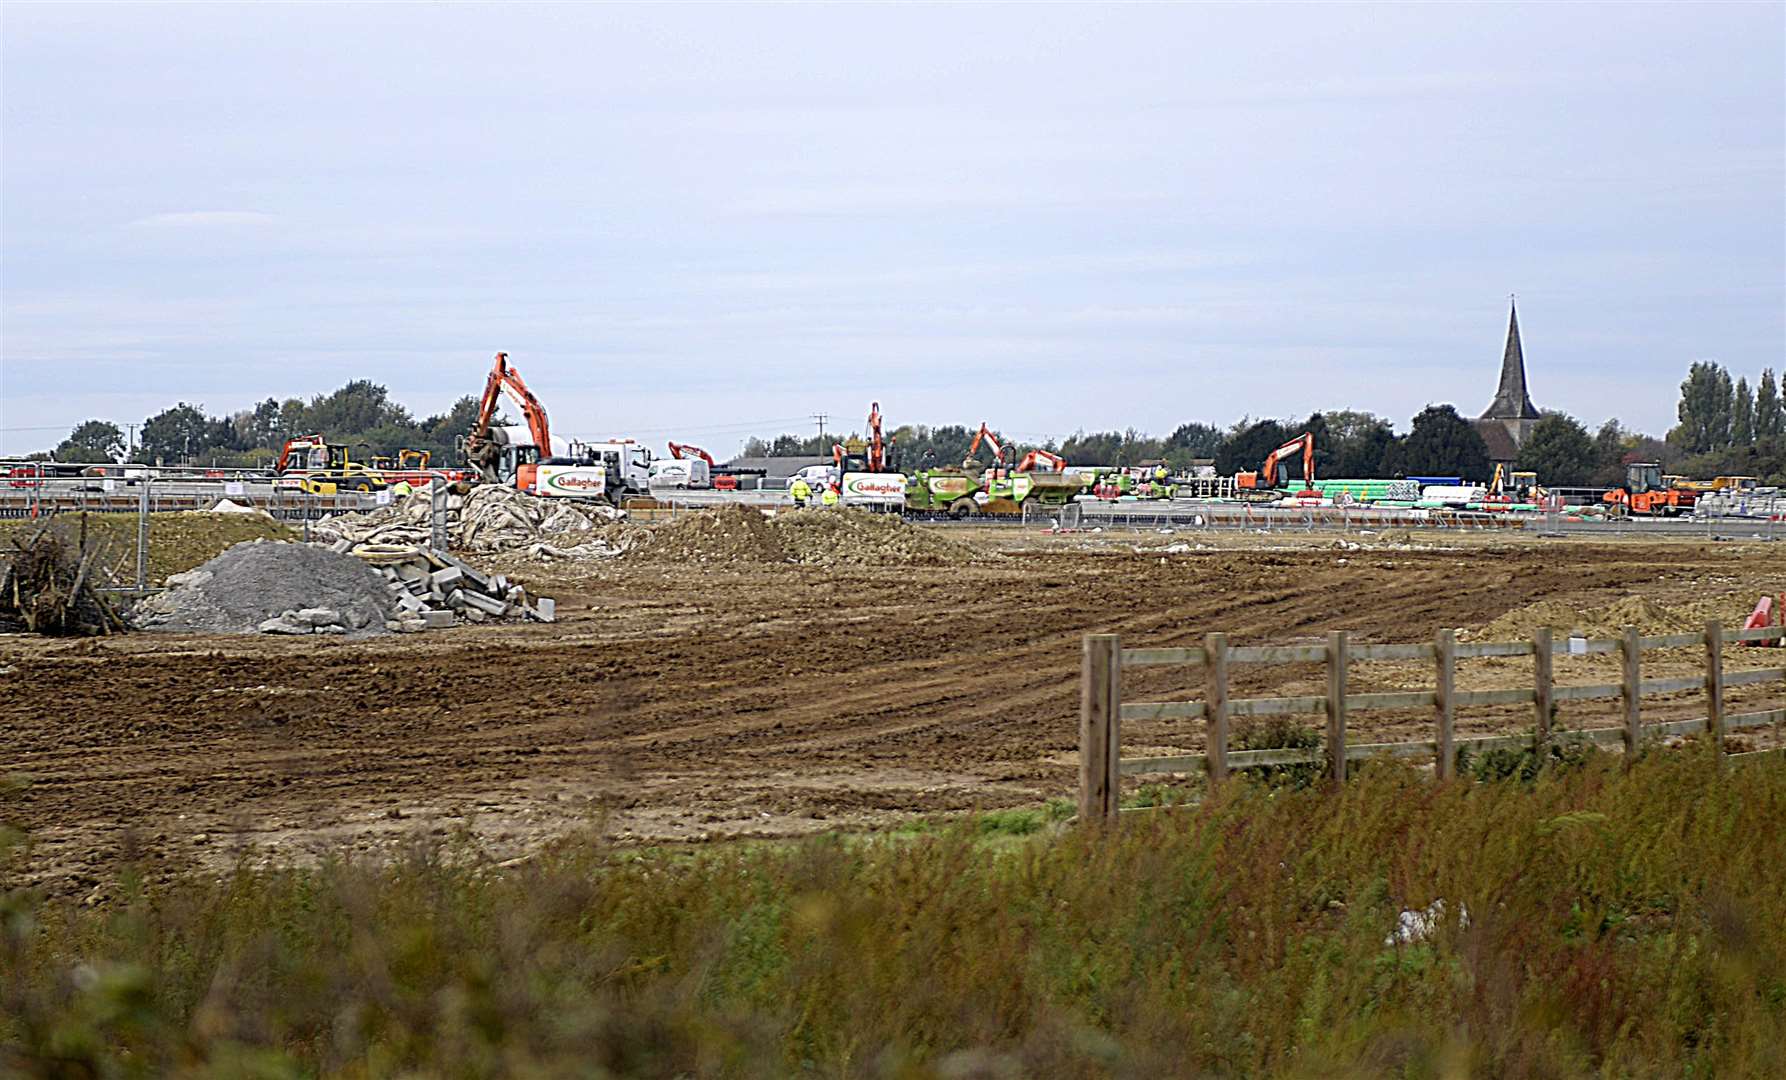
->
xmin=1418 ymin=484 xmax=1488 ymax=508
xmin=329 ymin=539 xmax=556 ymax=626
xmin=1304 ymin=479 xmax=1422 ymax=503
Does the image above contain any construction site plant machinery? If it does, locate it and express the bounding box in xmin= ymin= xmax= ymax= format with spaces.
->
xmin=900 ymin=421 xmax=1000 ymax=517
xmin=905 ymin=432 xmax=1084 ymax=518
xmin=275 ymin=434 xmax=392 ymax=494
xmin=463 ymin=352 xmax=626 ymax=501
xmin=666 ymin=443 xmax=764 ymax=491
xmin=660 ymin=443 xmax=716 ymax=489
xmin=568 ymin=441 xmax=653 ymax=502
xmin=1014 ymin=449 xmax=1066 ymax=472
xmin=827 ymin=402 xmax=907 ymax=508
xmin=1484 ymin=464 xmax=1546 ymax=509
xmin=1235 ymin=432 xmax=1318 ymax=502
xmin=1602 ymin=462 xmax=1697 ymax=516
xmin=1675 ymin=475 xmax=1761 ymax=495
xmin=831 ymin=402 xmax=899 ymax=473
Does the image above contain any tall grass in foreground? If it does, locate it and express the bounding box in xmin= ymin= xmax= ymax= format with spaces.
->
xmin=4 ymin=753 xmax=1784 ymax=1078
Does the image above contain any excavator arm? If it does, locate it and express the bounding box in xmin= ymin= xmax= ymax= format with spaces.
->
xmin=472 ymin=352 xmax=552 ymax=453
xmin=667 ymin=442 xmax=716 ymax=468
xmin=1015 ymin=449 xmax=1065 ymax=473
xmin=965 ymin=423 xmax=1008 ymax=467
xmin=867 ymin=402 xmax=885 ymax=472
xmin=466 ymin=352 xmax=555 ymax=484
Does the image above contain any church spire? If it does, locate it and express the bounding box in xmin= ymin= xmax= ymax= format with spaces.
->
xmin=1482 ymin=296 xmax=1540 ymax=420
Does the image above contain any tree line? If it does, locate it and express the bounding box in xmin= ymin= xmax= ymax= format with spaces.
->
xmin=37 ymin=382 xmax=482 ymax=469
xmin=737 ymin=362 xmax=1785 ymax=487
xmin=23 ymin=361 xmax=1786 ymax=486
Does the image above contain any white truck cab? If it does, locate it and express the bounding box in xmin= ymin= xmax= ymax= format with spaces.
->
xmin=574 ymin=441 xmax=653 ymax=500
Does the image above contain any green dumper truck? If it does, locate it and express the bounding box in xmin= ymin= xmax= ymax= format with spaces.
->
xmin=905 ymin=468 xmax=1087 ymax=517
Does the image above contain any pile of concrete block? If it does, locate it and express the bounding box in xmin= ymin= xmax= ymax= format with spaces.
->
xmin=328 ymin=539 xmax=556 ymax=630
xmin=258 ymin=607 xmax=362 ymax=635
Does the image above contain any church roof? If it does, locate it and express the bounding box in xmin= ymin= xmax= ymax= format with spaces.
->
xmin=1475 ymin=420 xmax=1520 ymax=464
xmin=1481 ymin=300 xmax=1541 ymax=421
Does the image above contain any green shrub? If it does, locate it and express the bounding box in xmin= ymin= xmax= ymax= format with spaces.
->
xmin=1234 ymin=715 xmax=1326 ymax=789
xmin=1465 ymin=734 xmax=1599 ymax=783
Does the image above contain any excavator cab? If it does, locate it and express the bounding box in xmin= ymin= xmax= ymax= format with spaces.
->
xmin=834 ymin=435 xmax=872 ymax=474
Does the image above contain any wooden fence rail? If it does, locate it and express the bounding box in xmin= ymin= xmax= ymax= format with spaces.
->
xmin=1079 ymin=620 xmax=1786 ymax=823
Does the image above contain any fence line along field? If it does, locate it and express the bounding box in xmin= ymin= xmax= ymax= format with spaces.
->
xmin=2 ymin=518 xmax=1782 ymax=895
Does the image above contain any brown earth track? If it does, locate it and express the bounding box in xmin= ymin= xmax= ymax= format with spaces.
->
xmin=2 ymin=533 xmax=1780 ymax=894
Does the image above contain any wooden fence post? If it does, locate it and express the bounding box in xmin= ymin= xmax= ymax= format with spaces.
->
xmin=1621 ymin=625 xmax=1641 ymax=765
xmin=1080 ymin=634 xmax=1121 ymax=824
xmin=1326 ymin=630 xmax=1348 ymax=785
xmin=1705 ymin=620 xmax=1724 ymax=766
xmin=1533 ymin=627 xmax=1553 ymax=749
xmin=1205 ymin=632 xmax=1230 ymax=784
xmin=1434 ymin=629 xmax=1456 ymax=781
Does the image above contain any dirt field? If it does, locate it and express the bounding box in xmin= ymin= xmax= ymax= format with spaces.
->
xmin=3 ymin=525 xmax=1782 ymax=895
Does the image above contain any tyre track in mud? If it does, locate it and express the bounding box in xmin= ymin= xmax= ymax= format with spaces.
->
xmin=2 ymin=537 xmax=1775 ymax=891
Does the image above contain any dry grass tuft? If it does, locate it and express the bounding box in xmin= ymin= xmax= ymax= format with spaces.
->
xmin=4 ymin=752 xmax=1783 ymax=1076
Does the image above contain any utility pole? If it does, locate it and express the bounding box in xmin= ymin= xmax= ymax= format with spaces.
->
xmin=812 ymin=413 xmax=828 ymax=444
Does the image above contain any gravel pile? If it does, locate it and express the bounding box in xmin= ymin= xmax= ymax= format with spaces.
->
xmin=133 ymin=540 xmax=399 ymax=636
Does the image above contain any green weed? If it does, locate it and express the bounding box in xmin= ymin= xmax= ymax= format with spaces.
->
xmin=3 ymin=755 xmax=1784 ymax=1077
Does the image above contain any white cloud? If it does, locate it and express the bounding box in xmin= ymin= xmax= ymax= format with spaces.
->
xmin=127 ymin=210 xmax=277 ymax=228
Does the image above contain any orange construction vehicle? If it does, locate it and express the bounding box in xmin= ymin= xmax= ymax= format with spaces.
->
xmin=464 ymin=352 xmax=557 ymax=491
xmin=668 ymin=442 xmax=741 ymax=490
xmin=1603 ymin=462 xmax=1697 ymax=516
xmin=1236 ymin=433 xmax=1317 ymax=500
xmin=1015 ymin=449 xmax=1066 ymax=473
xmin=831 ymin=402 xmax=896 ymax=474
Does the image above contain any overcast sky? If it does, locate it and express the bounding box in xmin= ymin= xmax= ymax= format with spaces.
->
xmin=3 ymin=2 xmax=1782 ymax=456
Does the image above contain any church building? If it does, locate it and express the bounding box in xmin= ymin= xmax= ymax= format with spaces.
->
xmin=1475 ymin=299 xmax=1541 ymax=467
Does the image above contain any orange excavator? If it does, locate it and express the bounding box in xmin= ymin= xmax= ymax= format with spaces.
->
xmin=1015 ymin=449 xmax=1066 ymax=473
xmin=463 ymin=351 xmax=581 ymax=493
xmin=1236 ymin=432 xmax=1317 ymax=501
xmin=276 ymin=433 xmax=341 ymax=474
xmin=668 ymin=441 xmax=741 ymax=490
xmin=832 ymin=402 xmax=896 ymax=474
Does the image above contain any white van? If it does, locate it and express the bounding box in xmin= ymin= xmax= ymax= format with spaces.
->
xmin=791 ymin=464 xmax=838 ymax=491
xmin=649 ymin=458 xmax=711 ymax=489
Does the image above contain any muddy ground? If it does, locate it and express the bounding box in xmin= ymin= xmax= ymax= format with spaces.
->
xmin=3 ymin=527 xmax=1782 ymax=895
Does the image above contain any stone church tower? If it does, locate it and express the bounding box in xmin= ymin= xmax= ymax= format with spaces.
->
xmin=1475 ymin=299 xmax=1541 ymax=466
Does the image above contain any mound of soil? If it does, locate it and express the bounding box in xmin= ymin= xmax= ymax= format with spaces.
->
xmin=1474 ymin=594 xmax=1693 ymax=641
xmin=133 ymin=540 xmax=397 ymax=636
xmin=773 ymin=509 xmax=980 ymax=567
xmin=619 ymin=507 xmax=983 ymax=567
xmin=629 ymin=506 xmax=789 ymax=565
